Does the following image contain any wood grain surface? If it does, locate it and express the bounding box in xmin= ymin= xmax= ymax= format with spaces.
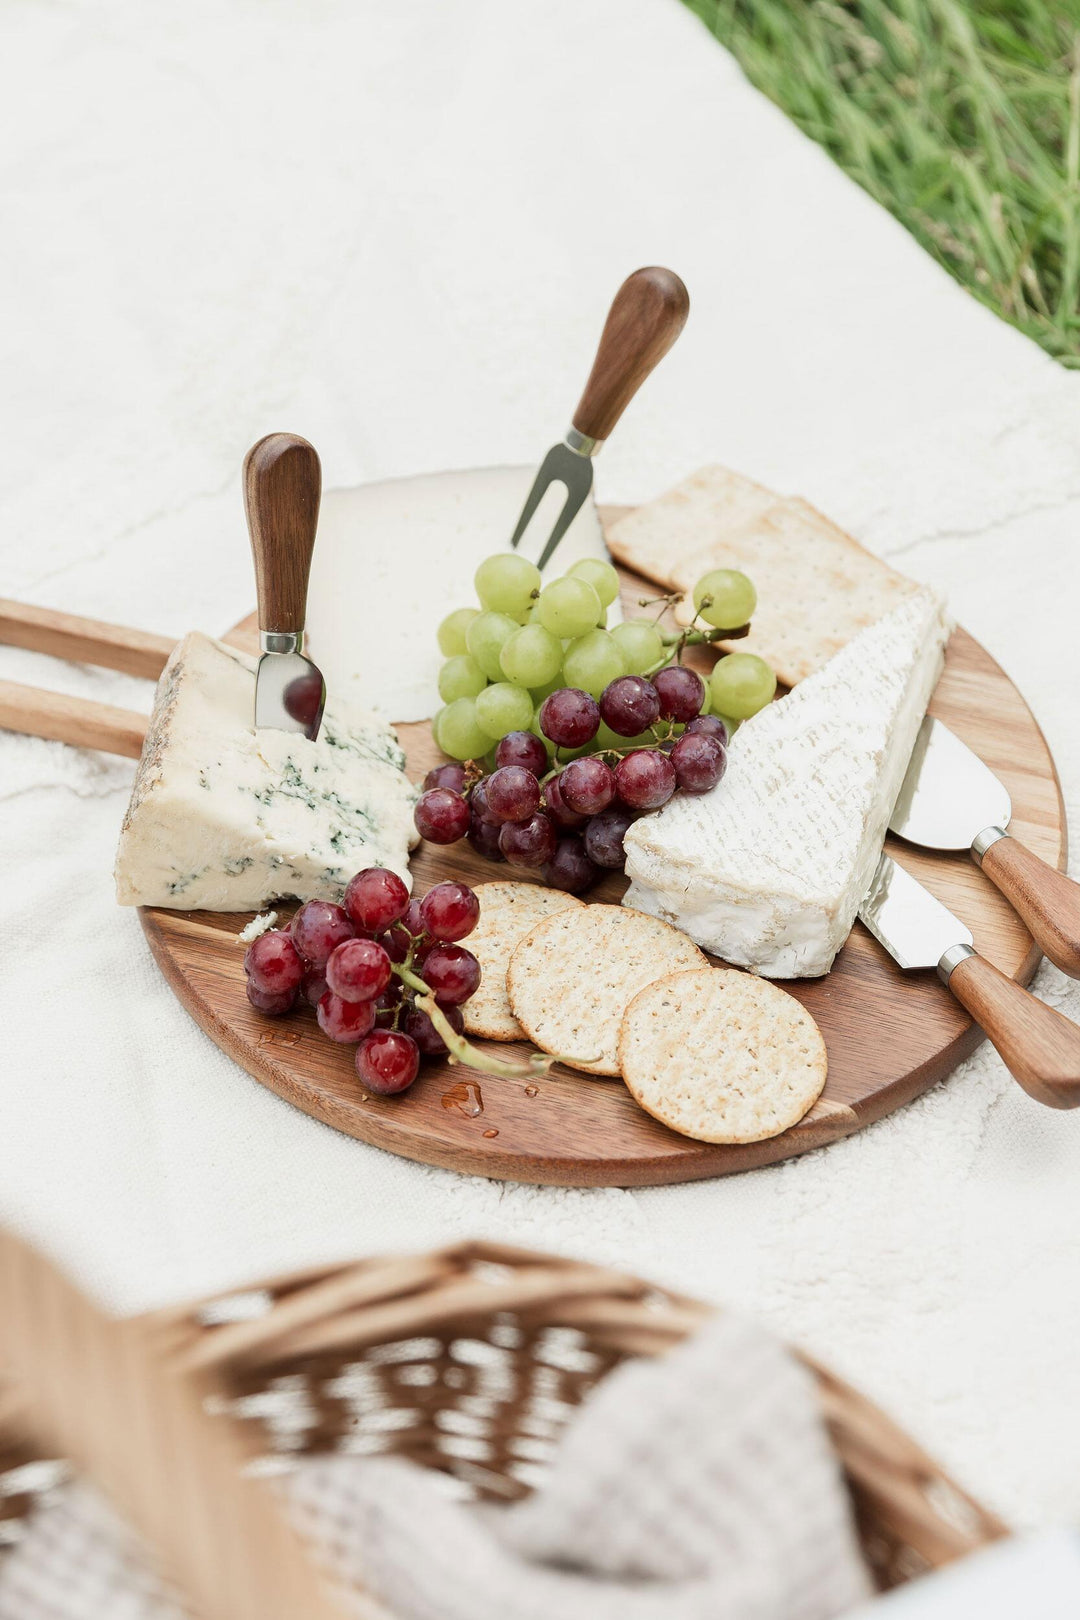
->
xmin=139 ymin=515 xmax=1068 ymax=1186
xmin=572 ymin=268 xmax=690 ymax=442
xmin=243 ymin=433 xmax=321 ymax=635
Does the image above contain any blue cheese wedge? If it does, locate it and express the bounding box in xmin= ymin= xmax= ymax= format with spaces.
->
xmin=622 ymin=590 xmax=949 ymax=978
xmin=115 ymin=632 xmax=418 ymax=910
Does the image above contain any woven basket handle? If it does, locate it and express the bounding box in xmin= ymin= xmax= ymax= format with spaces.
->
xmin=0 ymin=1229 xmax=353 ymax=1620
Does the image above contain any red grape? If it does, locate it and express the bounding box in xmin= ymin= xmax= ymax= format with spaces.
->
xmin=380 ymin=897 xmax=425 ymax=963
xmin=283 ymin=670 xmax=325 ymax=733
xmin=539 ymin=687 xmax=600 ymax=748
xmin=344 ymin=867 xmax=410 ymax=932
xmin=244 ymin=930 xmax=303 ymax=996
xmin=246 ymin=980 xmax=297 ymax=1015
xmin=583 ymin=806 xmax=635 ymax=869
xmin=559 ymin=756 xmax=615 ymax=816
xmin=671 ymin=732 xmax=727 ymax=794
xmin=300 ymin=967 xmax=329 ymax=1007
xmin=403 ymin=1002 xmax=464 ymax=1056
xmin=686 ymin=714 xmax=729 ymax=747
xmin=373 ymin=986 xmax=404 ymax=1026
xmin=317 ymin=991 xmax=376 ymax=1043
xmin=415 ymin=787 xmax=470 ymax=844
xmin=614 ymin=749 xmax=677 ymax=810
xmin=499 ymin=812 xmax=557 ymax=868
xmin=356 ymin=1030 xmax=420 ymax=1094
xmin=420 ymin=944 xmax=481 ymax=1005
xmin=653 ymin=665 xmax=706 ymax=723
xmin=423 ymin=761 xmax=466 ymax=793
xmin=467 ymin=810 xmax=504 ymax=861
xmin=326 ymin=937 xmax=392 ymax=1003
xmin=485 ymin=765 xmax=541 ymax=824
xmin=545 ymin=774 xmax=587 ymax=829
xmin=542 ymin=835 xmax=600 ymax=894
xmin=495 ymin=730 xmax=549 ymax=775
xmin=420 ymin=881 xmax=480 ymax=941
xmin=290 ymin=900 xmax=355 ymax=967
xmin=469 ymin=777 xmax=492 ymax=818
xmin=599 ymin=675 xmax=660 ymax=737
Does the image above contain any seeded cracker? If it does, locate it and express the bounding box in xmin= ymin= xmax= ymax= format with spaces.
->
xmin=618 ymin=968 xmax=827 ymax=1142
xmin=463 ymin=883 xmax=585 ymax=1042
xmin=506 ymin=905 xmax=707 ymax=1076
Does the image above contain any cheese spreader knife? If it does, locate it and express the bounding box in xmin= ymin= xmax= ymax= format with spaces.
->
xmin=509 ymin=266 xmax=690 ymax=573
xmin=859 ymin=852 xmax=1080 ymax=1108
xmin=890 ymin=716 xmax=1080 ymax=978
xmin=243 ymin=433 xmax=325 ymax=741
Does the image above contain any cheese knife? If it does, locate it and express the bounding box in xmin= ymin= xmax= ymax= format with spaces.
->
xmin=859 ymin=852 xmax=1080 ymax=1108
xmin=509 ymin=266 xmax=690 ymax=573
xmin=243 ymin=432 xmax=325 ymax=740
xmin=890 ymin=716 xmax=1080 ymax=978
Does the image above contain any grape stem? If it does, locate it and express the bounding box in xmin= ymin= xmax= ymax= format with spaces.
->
xmin=640 ymin=620 xmax=750 ymax=678
xmin=393 ymin=962 xmax=571 ymax=1079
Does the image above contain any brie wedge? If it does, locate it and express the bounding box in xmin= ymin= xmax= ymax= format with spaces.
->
xmin=115 ymin=632 xmax=418 ymax=911
xmin=307 ymin=466 xmax=612 ymax=723
xmin=622 ymin=589 xmax=949 ymax=977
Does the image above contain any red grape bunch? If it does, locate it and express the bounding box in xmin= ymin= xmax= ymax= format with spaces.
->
xmin=414 ymin=667 xmax=731 ymax=893
xmin=242 ymin=866 xmax=558 ymax=1093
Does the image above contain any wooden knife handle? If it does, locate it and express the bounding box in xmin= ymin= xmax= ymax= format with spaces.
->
xmin=0 ymin=679 xmax=147 ymax=758
xmin=243 ymin=433 xmax=322 ymax=636
xmin=0 ymin=598 xmax=173 ymax=680
xmin=948 ymin=952 xmax=1080 ymax=1108
xmin=979 ymin=835 xmax=1080 ymax=979
xmin=572 ymin=267 xmax=689 ymax=444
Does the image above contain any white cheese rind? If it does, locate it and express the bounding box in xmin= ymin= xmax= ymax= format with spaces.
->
xmin=622 ymin=590 xmax=949 ymax=977
xmin=115 ymin=632 xmax=418 ymax=911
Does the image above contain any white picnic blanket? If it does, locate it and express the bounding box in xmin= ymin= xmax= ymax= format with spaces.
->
xmin=2 ymin=0 xmax=1079 ymax=1535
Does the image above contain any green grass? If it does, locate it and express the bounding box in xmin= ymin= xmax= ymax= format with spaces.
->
xmin=683 ymin=1 xmax=1080 ymax=365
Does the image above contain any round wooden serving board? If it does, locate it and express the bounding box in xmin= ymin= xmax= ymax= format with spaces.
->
xmin=140 ymin=522 xmax=1067 ymax=1187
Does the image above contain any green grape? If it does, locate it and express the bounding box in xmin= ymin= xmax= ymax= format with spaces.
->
xmin=567 ymin=557 xmax=620 ymax=608
xmin=438 ymin=697 xmax=493 ymax=761
xmin=530 ymin=675 xmax=563 ymax=704
xmin=437 ymin=607 xmax=479 ymax=658
xmin=438 ymin=654 xmax=487 ymax=703
xmin=714 ymin=712 xmax=740 ymax=739
xmin=709 ymin=653 xmax=776 ymax=720
xmin=431 ymin=705 xmax=446 ymax=747
xmin=474 ymin=552 xmax=541 ymax=617
xmin=529 ymin=708 xmax=558 ymax=761
xmin=611 ymin=617 xmax=665 ymax=674
xmin=562 ymin=628 xmax=626 ymax=699
xmin=595 ymin=606 xmax=608 ymax=629
xmin=466 ymin=610 xmax=519 ymax=681
xmin=595 ymin=720 xmax=654 ymax=752
xmin=536 ymin=576 xmax=602 ymax=639
xmin=693 ymin=569 xmax=757 ymax=630
xmin=474 ymin=681 xmax=534 ymax=739
xmin=499 ymin=622 xmax=563 ymax=686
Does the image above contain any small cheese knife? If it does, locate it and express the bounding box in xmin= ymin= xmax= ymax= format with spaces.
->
xmin=890 ymin=716 xmax=1080 ymax=978
xmin=859 ymin=852 xmax=1080 ymax=1108
xmin=510 ymin=266 xmax=690 ymax=572
xmin=243 ymin=432 xmax=325 ymax=740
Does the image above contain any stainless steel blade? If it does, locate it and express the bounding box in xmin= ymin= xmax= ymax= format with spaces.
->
xmin=859 ymin=852 xmax=973 ymax=971
xmin=889 ymin=716 xmax=1012 ymax=852
xmin=509 ymin=438 xmax=595 ymax=572
xmin=254 ymin=641 xmax=326 ymax=741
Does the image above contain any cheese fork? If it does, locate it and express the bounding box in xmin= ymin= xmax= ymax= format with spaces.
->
xmin=509 ymin=267 xmax=689 ymax=571
xmin=859 ymin=853 xmax=1080 ymax=1109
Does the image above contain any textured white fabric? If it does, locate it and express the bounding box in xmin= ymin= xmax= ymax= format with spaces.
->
xmin=0 ymin=1315 xmax=870 ymax=1620
xmin=2 ymin=0 xmax=1079 ymax=1535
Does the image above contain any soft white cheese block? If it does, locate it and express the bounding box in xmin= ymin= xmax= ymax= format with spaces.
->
xmin=307 ymin=465 xmax=612 ymax=723
xmin=622 ymin=589 xmax=949 ymax=978
xmin=115 ymin=632 xmax=418 ymax=911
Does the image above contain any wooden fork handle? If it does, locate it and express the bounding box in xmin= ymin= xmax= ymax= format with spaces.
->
xmin=243 ymin=433 xmax=321 ymax=637
xmin=572 ymin=267 xmax=689 ymax=444
xmin=0 ymin=597 xmax=173 ymax=679
xmin=948 ymin=952 xmax=1080 ymax=1108
xmin=979 ymin=834 xmax=1080 ymax=979
xmin=0 ymin=680 xmax=147 ymax=758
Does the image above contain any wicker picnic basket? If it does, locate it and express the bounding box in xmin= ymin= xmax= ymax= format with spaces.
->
xmin=0 ymin=1238 xmax=1004 ymax=1616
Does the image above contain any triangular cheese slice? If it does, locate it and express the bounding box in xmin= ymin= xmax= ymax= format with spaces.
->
xmin=623 ymin=589 xmax=949 ymax=977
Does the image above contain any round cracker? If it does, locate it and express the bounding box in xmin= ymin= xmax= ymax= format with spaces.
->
xmin=462 ymin=882 xmax=585 ymax=1042
xmin=618 ymin=968 xmax=826 ymax=1142
xmin=506 ymin=904 xmax=707 ymax=1076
